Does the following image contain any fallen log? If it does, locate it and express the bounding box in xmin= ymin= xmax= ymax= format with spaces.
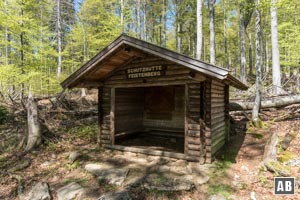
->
xmin=230 ymin=94 xmax=300 ymax=111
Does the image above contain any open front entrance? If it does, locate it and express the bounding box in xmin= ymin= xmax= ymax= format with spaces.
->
xmin=114 ymin=85 xmax=185 ymax=153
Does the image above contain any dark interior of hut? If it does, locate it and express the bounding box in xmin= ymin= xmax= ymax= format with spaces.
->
xmin=114 ymin=85 xmax=185 ymax=153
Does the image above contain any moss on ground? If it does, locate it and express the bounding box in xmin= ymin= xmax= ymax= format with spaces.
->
xmin=67 ymin=123 xmax=98 ymax=141
xmin=278 ymin=151 xmax=296 ymax=162
xmin=208 ymin=183 xmax=235 ymax=198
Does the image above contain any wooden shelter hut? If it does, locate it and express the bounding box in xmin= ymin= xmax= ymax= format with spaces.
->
xmin=61 ymin=34 xmax=248 ymax=163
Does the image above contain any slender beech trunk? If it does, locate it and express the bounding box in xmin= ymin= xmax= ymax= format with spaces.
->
xmin=223 ymin=0 xmax=229 ymax=68
xmin=143 ymin=0 xmax=147 ymax=40
xmin=162 ymin=0 xmax=167 ymax=47
xmin=261 ymin=25 xmax=265 ymax=76
xmin=20 ymin=2 xmax=25 ymax=98
xmin=120 ymin=0 xmax=124 ymax=32
xmin=248 ymin=32 xmax=253 ymax=75
xmin=239 ymin=7 xmax=247 ymax=83
xmin=196 ymin=0 xmax=203 ymax=60
xmin=57 ymin=0 xmax=62 ymax=78
xmin=266 ymin=39 xmax=269 ymax=73
xmin=177 ymin=23 xmax=181 ymax=53
xmin=252 ymin=0 xmax=262 ymax=127
xmin=81 ymin=21 xmax=87 ymax=98
xmin=4 ymin=0 xmax=10 ymax=65
xmin=209 ymin=0 xmax=216 ymax=65
xmin=270 ymin=0 xmax=282 ymax=94
xmin=137 ymin=0 xmax=141 ymax=38
xmin=175 ymin=0 xmax=181 ymax=53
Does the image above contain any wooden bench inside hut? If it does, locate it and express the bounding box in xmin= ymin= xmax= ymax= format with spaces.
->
xmin=61 ymin=34 xmax=248 ymax=163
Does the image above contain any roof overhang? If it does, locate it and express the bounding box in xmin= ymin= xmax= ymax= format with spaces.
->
xmin=61 ymin=34 xmax=248 ymax=90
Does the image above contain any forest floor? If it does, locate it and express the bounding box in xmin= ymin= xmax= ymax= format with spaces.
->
xmin=0 ymin=93 xmax=300 ymax=200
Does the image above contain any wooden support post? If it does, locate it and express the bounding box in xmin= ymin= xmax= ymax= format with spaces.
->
xmin=224 ymin=84 xmax=230 ymax=142
xmin=97 ymin=87 xmax=103 ymax=145
xmin=110 ymin=88 xmax=115 ymax=145
xmin=184 ymin=84 xmax=188 ymax=155
xmin=204 ymin=79 xmax=212 ymax=163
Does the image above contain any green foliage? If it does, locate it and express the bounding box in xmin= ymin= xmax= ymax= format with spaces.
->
xmin=259 ymin=175 xmax=266 ymax=186
xmin=278 ymin=151 xmax=296 ymax=163
xmin=66 ymin=160 xmax=80 ymax=170
xmin=67 ymin=123 xmax=98 ymax=142
xmin=63 ymin=178 xmax=87 ymax=186
xmin=0 ymin=105 xmax=8 ymax=124
xmin=208 ymin=184 xmax=235 ymax=198
xmin=97 ymin=179 xmax=118 ymax=192
xmin=247 ymin=132 xmax=263 ymax=139
xmin=0 ymin=0 xmax=299 ymax=96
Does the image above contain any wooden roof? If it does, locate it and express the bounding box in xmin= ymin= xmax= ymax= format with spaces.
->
xmin=61 ymin=34 xmax=248 ymax=90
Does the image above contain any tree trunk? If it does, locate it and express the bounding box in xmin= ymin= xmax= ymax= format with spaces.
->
xmin=25 ymin=92 xmax=41 ymax=151
xmin=4 ymin=0 xmax=10 ymax=65
xmin=161 ymin=0 xmax=167 ymax=47
xmin=266 ymin=38 xmax=269 ymax=73
xmin=120 ymin=0 xmax=124 ymax=32
xmin=177 ymin=23 xmax=181 ymax=53
xmin=240 ymin=7 xmax=247 ymax=83
xmin=196 ymin=0 xmax=203 ymax=60
xmin=248 ymin=32 xmax=253 ymax=75
xmin=81 ymin=88 xmax=86 ymax=97
xmin=230 ymin=95 xmax=300 ymax=111
xmin=20 ymin=1 xmax=25 ymax=99
xmin=137 ymin=0 xmax=141 ymax=39
xmin=57 ymin=0 xmax=62 ymax=78
xmin=270 ymin=0 xmax=282 ymax=94
xmin=143 ymin=0 xmax=147 ymax=40
xmin=252 ymin=0 xmax=262 ymax=127
xmin=209 ymin=0 xmax=216 ymax=65
xmin=223 ymin=0 xmax=229 ymax=68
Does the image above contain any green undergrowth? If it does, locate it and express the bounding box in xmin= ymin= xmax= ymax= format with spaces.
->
xmin=67 ymin=123 xmax=98 ymax=141
xmin=278 ymin=151 xmax=296 ymax=163
xmin=208 ymin=183 xmax=235 ymax=198
xmin=0 ymin=105 xmax=8 ymax=124
xmin=63 ymin=177 xmax=88 ymax=186
xmin=145 ymin=189 xmax=179 ymax=199
xmin=97 ymin=179 xmax=118 ymax=192
xmin=247 ymin=120 xmax=273 ymax=131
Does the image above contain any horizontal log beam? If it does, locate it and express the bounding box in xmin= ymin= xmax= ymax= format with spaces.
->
xmin=104 ymin=144 xmax=199 ymax=161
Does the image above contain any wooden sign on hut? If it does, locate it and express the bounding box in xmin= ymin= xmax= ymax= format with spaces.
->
xmin=61 ymin=34 xmax=247 ymax=164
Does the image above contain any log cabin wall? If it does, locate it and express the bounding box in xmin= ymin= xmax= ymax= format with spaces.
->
xmin=115 ymin=88 xmax=144 ymax=133
xmin=185 ymin=83 xmax=205 ymax=162
xmin=204 ymin=79 xmax=212 ymax=163
xmin=211 ymin=80 xmax=226 ymax=155
xmin=99 ymin=87 xmax=112 ymax=145
xmin=143 ymin=85 xmax=185 ymax=130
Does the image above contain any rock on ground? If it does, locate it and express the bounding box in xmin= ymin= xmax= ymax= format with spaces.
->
xmin=97 ymin=168 xmax=129 ymax=186
xmin=56 ymin=182 xmax=85 ymax=200
xmin=68 ymin=151 xmax=81 ymax=164
xmin=20 ymin=182 xmax=51 ymax=200
xmin=85 ymin=163 xmax=129 ymax=186
xmin=85 ymin=163 xmax=112 ymax=176
xmin=208 ymin=194 xmax=226 ymax=200
xmin=97 ymin=191 xmax=131 ymax=200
